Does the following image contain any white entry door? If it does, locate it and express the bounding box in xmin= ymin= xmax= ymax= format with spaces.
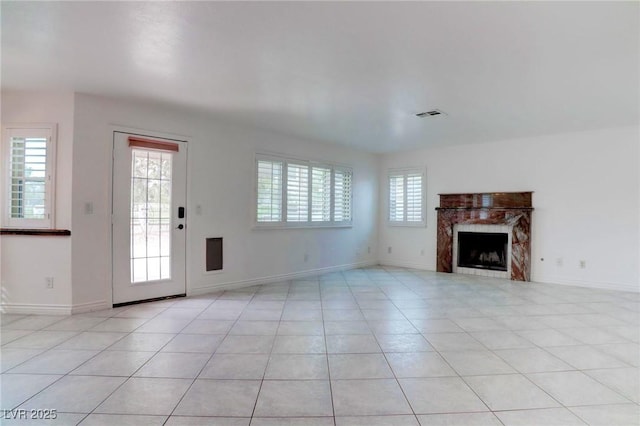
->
xmin=112 ymin=131 xmax=187 ymax=305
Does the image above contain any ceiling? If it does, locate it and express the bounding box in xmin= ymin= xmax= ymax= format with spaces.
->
xmin=2 ymin=1 xmax=638 ymax=153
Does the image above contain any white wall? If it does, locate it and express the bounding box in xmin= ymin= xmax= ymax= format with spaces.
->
xmin=3 ymin=89 xmax=636 ymax=315
xmin=378 ymin=126 xmax=640 ymax=292
xmin=1 ymin=92 xmax=75 ymax=312
xmin=72 ymin=93 xmax=378 ymax=307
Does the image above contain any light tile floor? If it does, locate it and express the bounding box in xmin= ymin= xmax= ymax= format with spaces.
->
xmin=1 ymin=267 xmax=639 ymax=425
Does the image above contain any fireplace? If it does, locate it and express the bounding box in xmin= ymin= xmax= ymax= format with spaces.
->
xmin=436 ymin=192 xmax=533 ymax=281
xmin=457 ymin=231 xmax=508 ymax=271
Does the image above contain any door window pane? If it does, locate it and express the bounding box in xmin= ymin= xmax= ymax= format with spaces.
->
xmin=130 ymin=149 xmax=173 ymax=283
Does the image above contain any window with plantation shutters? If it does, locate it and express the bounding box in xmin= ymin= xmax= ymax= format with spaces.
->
xmin=3 ymin=124 xmax=57 ymax=228
xmin=311 ymin=166 xmax=331 ymax=222
xmin=287 ymin=163 xmax=309 ymax=222
xmin=406 ymin=173 xmax=423 ymax=222
xmin=256 ymin=159 xmax=283 ymax=222
xmin=388 ymin=168 xmax=425 ymax=226
xmin=389 ymin=174 xmax=404 ymax=222
xmin=334 ymin=168 xmax=352 ymax=222
xmin=255 ymin=154 xmax=352 ymax=227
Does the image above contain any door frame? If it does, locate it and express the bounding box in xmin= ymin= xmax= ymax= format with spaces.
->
xmin=109 ymin=125 xmax=191 ymax=306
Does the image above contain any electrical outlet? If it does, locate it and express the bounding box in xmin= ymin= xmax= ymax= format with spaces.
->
xmin=195 ymin=205 xmax=203 ymax=215
xmin=304 ymin=253 xmax=309 ymax=262
xmin=367 ymin=246 xmax=371 ymax=254
xmin=579 ymin=260 xmax=586 ymax=269
xmin=556 ymin=257 xmax=563 ymax=267
xmin=46 ymin=277 xmax=54 ymax=289
xmin=84 ymin=202 xmax=94 ymax=215
xmin=388 ymin=246 xmax=392 ymax=254
xmin=420 ymin=249 xmax=425 ymax=256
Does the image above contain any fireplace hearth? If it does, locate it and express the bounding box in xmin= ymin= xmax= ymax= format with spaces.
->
xmin=436 ymin=192 xmax=533 ymax=281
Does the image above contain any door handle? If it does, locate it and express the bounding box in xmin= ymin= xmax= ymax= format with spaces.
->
xmin=176 ymin=224 xmax=184 ymax=230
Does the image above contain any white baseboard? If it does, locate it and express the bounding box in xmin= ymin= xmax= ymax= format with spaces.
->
xmin=71 ymin=300 xmax=110 ymax=314
xmin=379 ymin=260 xmax=434 ymax=271
xmin=535 ymin=276 xmax=640 ymax=293
xmin=189 ymin=260 xmax=377 ymax=296
xmin=1 ymin=300 xmax=110 ymax=315
xmin=1 ymin=303 xmax=72 ymax=315
xmin=381 ymin=260 xmax=639 ymax=293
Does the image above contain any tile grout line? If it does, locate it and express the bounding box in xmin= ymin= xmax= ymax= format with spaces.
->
xmin=136 ymin=301 xmax=224 ymax=421
xmin=348 ymin=268 xmax=421 ymax=423
xmin=321 ymin=273 xmax=338 ymax=426
xmin=366 ymin=272 xmax=424 ymax=424
xmin=248 ymin=280 xmax=291 ymax=424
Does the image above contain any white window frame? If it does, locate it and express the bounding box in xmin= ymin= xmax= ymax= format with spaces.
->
xmin=2 ymin=123 xmax=57 ymax=229
xmin=254 ymin=153 xmax=353 ymax=229
xmin=387 ymin=167 xmax=426 ymax=227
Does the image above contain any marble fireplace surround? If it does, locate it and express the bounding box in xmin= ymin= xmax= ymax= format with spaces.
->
xmin=436 ymin=192 xmax=533 ymax=281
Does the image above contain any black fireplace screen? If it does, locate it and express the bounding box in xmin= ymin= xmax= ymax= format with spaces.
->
xmin=457 ymin=232 xmax=508 ymax=271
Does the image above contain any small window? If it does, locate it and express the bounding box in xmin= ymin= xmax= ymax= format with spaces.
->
xmin=388 ymin=168 xmax=425 ymax=226
xmin=2 ymin=124 xmax=57 ymax=229
xmin=255 ymin=154 xmax=352 ymax=227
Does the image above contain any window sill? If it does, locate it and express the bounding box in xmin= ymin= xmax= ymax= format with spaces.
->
xmin=0 ymin=228 xmax=71 ymax=236
xmin=253 ymin=223 xmax=353 ymax=230
xmin=388 ymin=222 xmax=426 ymax=228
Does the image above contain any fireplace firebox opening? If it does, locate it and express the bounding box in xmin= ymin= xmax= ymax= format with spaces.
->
xmin=457 ymin=232 xmax=508 ymax=272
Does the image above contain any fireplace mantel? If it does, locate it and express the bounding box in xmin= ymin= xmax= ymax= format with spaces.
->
xmin=436 ymin=192 xmax=533 ymax=281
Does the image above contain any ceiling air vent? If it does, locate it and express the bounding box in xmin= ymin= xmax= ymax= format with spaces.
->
xmin=416 ymin=109 xmax=446 ymax=118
